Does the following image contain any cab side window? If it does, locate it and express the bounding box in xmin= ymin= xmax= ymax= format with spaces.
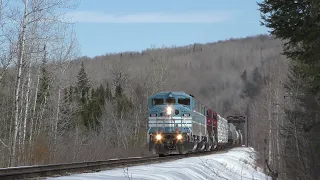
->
xmin=178 ymin=98 xmax=190 ymax=105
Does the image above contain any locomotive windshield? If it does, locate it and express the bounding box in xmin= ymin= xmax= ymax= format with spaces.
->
xmin=152 ymin=98 xmax=164 ymax=105
xmin=165 ymin=98 xmax=175 ymax=104
xmin=152 ymin=97 xmax=189 ymax=105
xmin=178 ymin=98 xmax=190 ymax=105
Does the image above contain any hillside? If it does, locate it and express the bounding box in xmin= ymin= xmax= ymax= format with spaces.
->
xmin=0 ymin=34 xmax=286 ymax=169
xmin=66 ymin=34 xmax=283 ymax=115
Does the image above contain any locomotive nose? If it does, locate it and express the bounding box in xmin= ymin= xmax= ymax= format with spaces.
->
xmin=153 ymin=105 xmax=181 ymax=116
xmin=162 ymin=106 xmax=181 ymax=116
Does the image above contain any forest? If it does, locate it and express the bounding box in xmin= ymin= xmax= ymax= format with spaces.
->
xmin=0 ymin=0 xmax=319 ymax=180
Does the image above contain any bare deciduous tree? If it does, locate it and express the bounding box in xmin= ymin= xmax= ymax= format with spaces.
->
xmin=1 ymin=34 xmax=289 ymax=169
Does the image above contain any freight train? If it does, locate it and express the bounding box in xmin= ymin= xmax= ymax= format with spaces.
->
xmin=147 ymin=91 xmax=245 ymax=156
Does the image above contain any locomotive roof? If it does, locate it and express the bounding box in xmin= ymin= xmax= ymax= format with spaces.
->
xmin=149 ymin=91 xmax=228 ymax=118
xmin=150 ymin=91 xmax=193 ymax=99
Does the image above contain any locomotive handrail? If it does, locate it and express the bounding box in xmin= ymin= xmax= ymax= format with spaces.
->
xmin=182 ymin=118 xmax=192 ymax=134
xmin=147 ymin=127 xmax=151 ymax=142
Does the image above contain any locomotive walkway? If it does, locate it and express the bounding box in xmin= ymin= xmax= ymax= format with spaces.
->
xmin=0 ymin=149 xmax=231 ymax=180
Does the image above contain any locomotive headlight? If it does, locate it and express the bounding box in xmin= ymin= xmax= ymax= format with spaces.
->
xmin=156 ymin=134 xmax=162 ymax=140
xmin=177 ymin=134 xmax=182 ymax=140
xmin=166 ymin=107 xmax=172 ymax=115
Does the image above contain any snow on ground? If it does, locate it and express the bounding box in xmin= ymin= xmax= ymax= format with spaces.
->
xmin=47 ymin=147 xmax=270 ymax=180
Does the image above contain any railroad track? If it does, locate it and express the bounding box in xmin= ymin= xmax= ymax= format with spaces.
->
xmin=0 ymin=148 xmax=232 ymax=180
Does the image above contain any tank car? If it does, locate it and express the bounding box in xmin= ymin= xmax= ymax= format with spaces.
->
xmin=227 ymin=116 xmax=246 ymax=146
xmin=147 ymin=91 xmax=209 ymax=156
xmin=237 ymin=130 xmax=244 ymax=146
xmin=228 ymin=123 xmax=238 ymax=145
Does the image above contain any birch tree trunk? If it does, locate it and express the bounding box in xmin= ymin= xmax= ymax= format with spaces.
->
xmin=29 ymin=65 xmax=40 ymax=158
xmin=275 ymin=84 xmax=281 ymax=171
xmin=53 ymin=88 xmax=61 ymax=161
xmin=22 ymin=59 xmax=32 ymax=164
xmin=268 ymin=90 xmax=272 ymax=166
xmin=10 ymin=0 xmax=28 ymax=167
xmin=18 ymin=75 xmax=27 ymax=164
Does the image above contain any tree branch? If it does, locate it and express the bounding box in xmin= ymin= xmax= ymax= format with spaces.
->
xmin=0 ymin=139 xmax=9 ymax=149
xmin=265 ymin=159 xmax=278 ymax=180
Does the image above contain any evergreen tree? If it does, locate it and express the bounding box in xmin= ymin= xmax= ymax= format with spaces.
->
xmin=114 ymin=84 xmax=133 ymax=118
xmin=252 ymin=67 xmax=262 ymax=85
xmin=60 ymin=86 xmax=73 ymax=131
xmin=258 ymin=1 xmax=320 ymax=179
xmin=241 ymin=70 xmax=247 ymax=82
xmin=105 ymin=82 xmax=112 ymax=100
xmin=80 ymin=84 xmax=106 ymax=131
xmin=37 ymin=55 xmax=50 ymax=106
xmin=74 ymin=64 xmax=106 ymax=131
xmin=115 ymin=84 xmax=123 ymax=98
xmin=241 ymin=67 xmax=262 ymax=99
xmin=258 ymin=0 xmax=320 ymax=93
xmin=76 ymin=62 xmax=90 ymax=105
xmin=96 ymin=84 xmax=105 ymax=105
xmin=91 ymin=88 xmax=96 ymax=101
xmin=75 ymin=62 xmax=95 ymax=130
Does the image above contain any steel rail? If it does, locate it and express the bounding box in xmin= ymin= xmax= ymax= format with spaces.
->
xmin=0 ymin=148 xmax=233 ymax=180
xmin=0 ymin=155 xmax=182 ymax=180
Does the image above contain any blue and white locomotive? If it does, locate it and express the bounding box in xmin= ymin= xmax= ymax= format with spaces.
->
xmin=147 ymin=91 xmax=214 ymax=156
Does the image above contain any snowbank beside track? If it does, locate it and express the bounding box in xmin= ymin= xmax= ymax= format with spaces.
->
xmin=47 ymin=147 xmax=270 ymax=180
